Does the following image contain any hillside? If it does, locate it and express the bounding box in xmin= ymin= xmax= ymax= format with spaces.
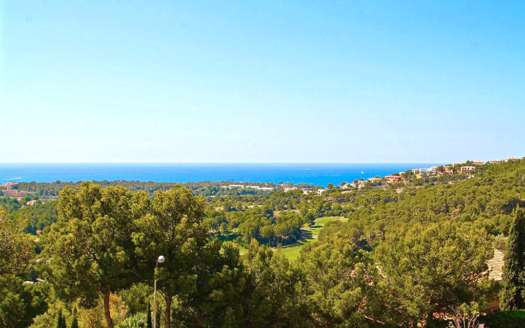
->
xmin=2 ymin=159 xmax=525 ymax=327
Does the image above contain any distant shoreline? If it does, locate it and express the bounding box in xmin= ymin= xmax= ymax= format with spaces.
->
xmin=0 ymin=163 xmax=441 ymax=187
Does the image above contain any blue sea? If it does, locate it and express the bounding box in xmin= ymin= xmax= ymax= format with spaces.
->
xmin=0 ymin=163 xmax=440 ymax=187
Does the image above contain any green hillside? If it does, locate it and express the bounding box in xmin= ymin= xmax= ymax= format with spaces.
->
xmin=3 ymin=159 xmax=525 ymax=327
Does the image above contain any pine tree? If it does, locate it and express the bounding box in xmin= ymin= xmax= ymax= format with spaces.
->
xmin=70 ymin=308 xmax=79 ymax=328
xmin=147 ymin=303 xmax=153 ymax=328
xmin=133 ymin=186 xmax=208 ymax=328
xmin=44 ymin=183 xmax=140 ymax=328
xmin=56 ymin=308 xmax=66 ymax=328
xmin=501 ymin=208 xmax=525 ymax=310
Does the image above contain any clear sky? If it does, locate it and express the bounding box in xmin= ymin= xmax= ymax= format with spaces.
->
xmin=1 ymin=0 xmax=524 ymax=163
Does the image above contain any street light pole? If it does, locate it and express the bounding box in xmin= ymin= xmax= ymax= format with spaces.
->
xmin=153 ymin=255 xmax=165 ymax=328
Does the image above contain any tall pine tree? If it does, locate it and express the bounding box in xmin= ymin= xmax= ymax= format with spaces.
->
xmin=44 ymin=183 xmax=141 ymax=328
xmin=70 ymin=308 xmax=79 ymax=328
xmin=147 ymin=303 xmax=153 ymax=328
xmin=501 ymin=208 xmax=525 ymax=310
xmin=56 ymin=308 xmax=66 ymax=328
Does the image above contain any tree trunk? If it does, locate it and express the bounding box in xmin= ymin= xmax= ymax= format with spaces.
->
xmin=165 ymin=295 xmax=172 ymax=328
xmin=104 ymin=290 xmax=114 ymax=328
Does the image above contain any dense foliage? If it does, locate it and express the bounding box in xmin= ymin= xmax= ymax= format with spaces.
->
xmin=10 ymin=201 xmax=58 ymax=234
xmin=500 ymin=208 xmax=525 ymax=310
xmin=2 ymin=159 xmax=525 ymax=327
xmin=17 ymin=180 xmax=292 ymax=198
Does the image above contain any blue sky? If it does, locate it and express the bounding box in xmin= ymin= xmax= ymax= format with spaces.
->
xmin=1 ymin=0 xmax=524 ymax=163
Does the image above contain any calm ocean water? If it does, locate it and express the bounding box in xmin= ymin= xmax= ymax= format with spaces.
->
xmin=0 ymin=163 xmax=440 ymax=187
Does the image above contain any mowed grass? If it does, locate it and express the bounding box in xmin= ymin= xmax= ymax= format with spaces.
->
xmin=280 ymin=216 xmax=347 ymax=261
xmin=233 ymin=216 xmax=347 ymax=259
xmin=237 ymin=244 xmax=249 ymax=255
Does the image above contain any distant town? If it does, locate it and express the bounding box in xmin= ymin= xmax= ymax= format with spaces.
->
xmin=156 ymin=157 xmax=523 ymax=195
xmin=1 ymin=181 xmax=36 ymax=205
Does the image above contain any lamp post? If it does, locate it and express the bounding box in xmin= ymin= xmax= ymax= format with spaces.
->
xmin=153 ymin=255 xmax=165 ymax=328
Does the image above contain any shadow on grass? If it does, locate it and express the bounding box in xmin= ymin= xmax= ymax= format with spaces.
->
xmin=216 ymin=234 xmax=240 ymax=242
xmin=302 ymin=231 xmax=314 ymax=239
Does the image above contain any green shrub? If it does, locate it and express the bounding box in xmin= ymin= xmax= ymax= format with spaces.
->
xmin=479 ymin=311 xmax=525 ymax=328
xmin=118 ymin=313 xmax=147 ymax=328
xmin=493 ymin=234 xmax=507 ymax=252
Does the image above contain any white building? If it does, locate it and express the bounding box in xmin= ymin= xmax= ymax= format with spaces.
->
xmin=222 ymin=184 xmax=245 ymax=189
xmin=461 ymin=166 xmax=476 ymax=173
xmin=419 ymin=167 xmax=437 ymax=175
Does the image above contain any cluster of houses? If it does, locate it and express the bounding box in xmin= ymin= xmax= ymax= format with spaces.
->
xmin=342 ymin=175 xmax=405 ymax=190
xmin=1 ymin=182 xmax=31 ymax=198
xmin=450 ymin=158 xmax=519 ymax=174
xmin=339 ymin=157 xmax=522 ymax=191
xmin=279 ymin=157 xmax=523 ymax=194
xmin=412 ymin=158 xmax=518 ymax=179
xmin=1 ymin=182 xmax=37 ymax=205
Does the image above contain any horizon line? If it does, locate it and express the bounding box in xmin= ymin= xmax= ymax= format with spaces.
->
xmin=0 ymin=161 xmax=448 ymax=165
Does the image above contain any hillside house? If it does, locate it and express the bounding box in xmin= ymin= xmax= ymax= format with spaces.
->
xmin=460 ymin=166 xmax=476 ymax=173
xmin=385 ymin=176 xmax=403 ymax=184
xmin=357 ymin=181 xmax=366 ymax=189
xmin=419 ymin=167 xmax=437 ymax=175
xmin=222 ymin=184 xmax=245 ymax=189
xmin=443 ymin=166 xmax=454 ymax=174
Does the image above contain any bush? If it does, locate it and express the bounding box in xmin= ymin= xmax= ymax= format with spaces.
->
xmin=478 ymin=311 xmax=525 ymax=328
xmin=118 ymin=313 xmax=147 ymax=328
xmin=493 ymin=234 xmax=507 ymax=252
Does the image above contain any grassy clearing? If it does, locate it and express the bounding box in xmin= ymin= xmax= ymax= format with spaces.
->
xmin=309 ymin=216 xmax=347 ymax=237
xmin=233 ymin=216 xmax=347 ymax=259
xmin=237 ymin=244 xmax=249 ymax=255
xmin=280 ymin=216 xmax=347 ymax=261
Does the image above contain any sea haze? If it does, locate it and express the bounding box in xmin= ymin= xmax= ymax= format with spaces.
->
xmin=0 ymin=163 xmax=441 ymax=187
